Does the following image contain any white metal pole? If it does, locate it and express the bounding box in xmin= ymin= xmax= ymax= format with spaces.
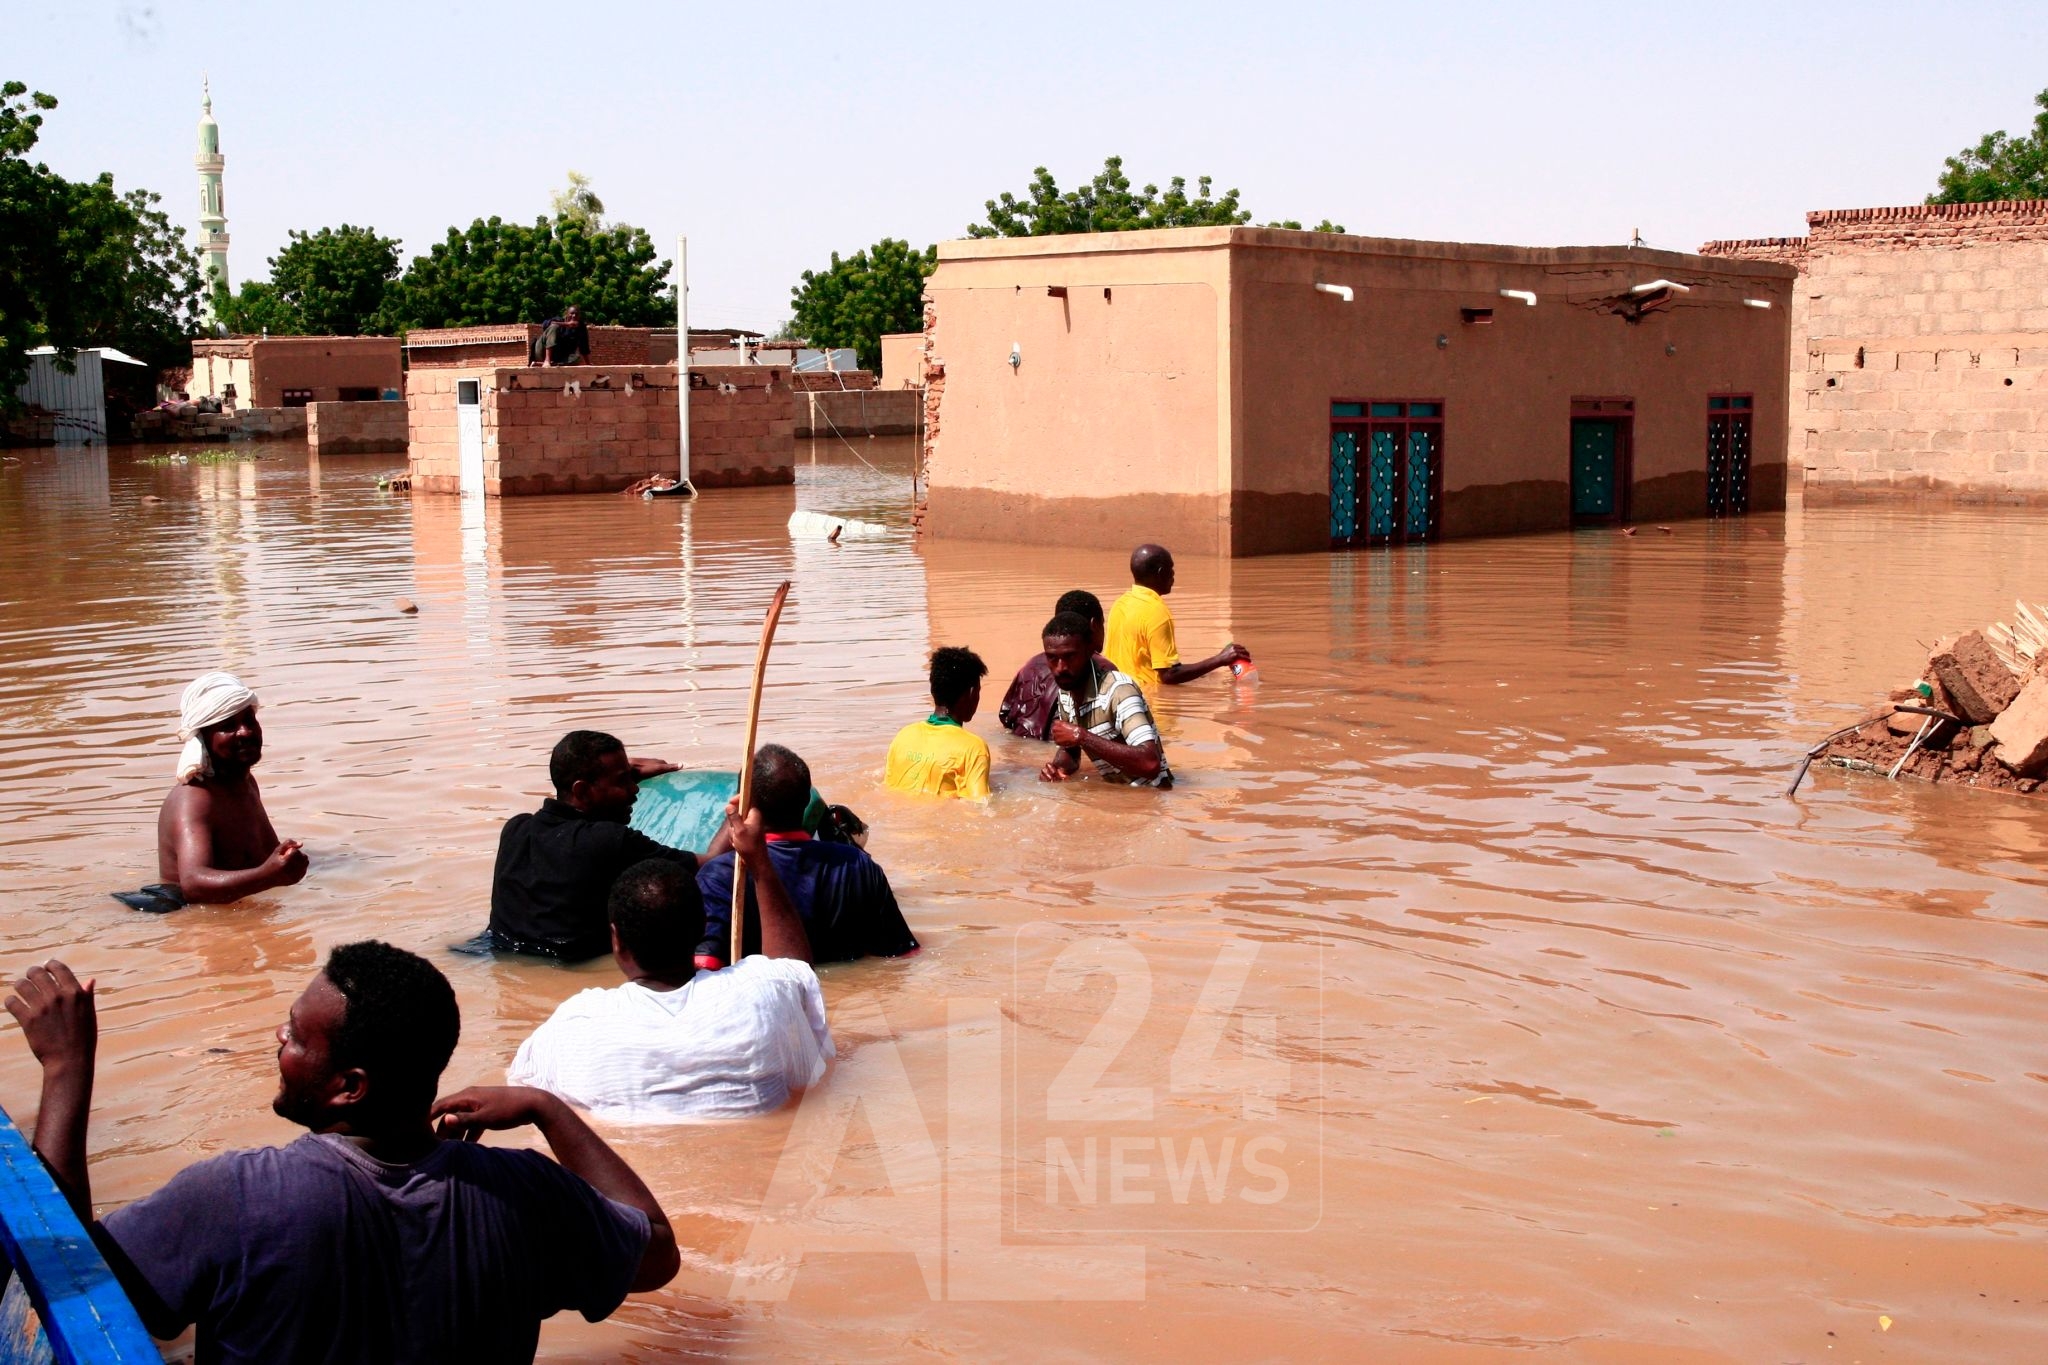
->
xmin=677 ymin=234 xmax=690 ymax=486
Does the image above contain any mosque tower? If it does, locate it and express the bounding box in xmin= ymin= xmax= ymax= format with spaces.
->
xmin=195 ymin=78 xmax=230 ymax=313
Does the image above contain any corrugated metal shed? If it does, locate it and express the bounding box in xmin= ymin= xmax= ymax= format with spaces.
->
xmin=16 ymin=348 xmax=146 ymax=443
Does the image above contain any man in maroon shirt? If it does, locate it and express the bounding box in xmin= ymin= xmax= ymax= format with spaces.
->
xmin=998 ymin=589 xmax=1115 ymax=740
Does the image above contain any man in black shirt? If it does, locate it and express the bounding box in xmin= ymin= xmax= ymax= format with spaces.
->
xmin=490 ymin=730 xmax=726 ymax=960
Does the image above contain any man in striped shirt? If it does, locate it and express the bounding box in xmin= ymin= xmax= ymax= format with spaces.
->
xmin=1038 ymin=611 xmax=1173 ymax=789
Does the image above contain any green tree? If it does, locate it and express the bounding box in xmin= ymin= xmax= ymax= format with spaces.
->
xmin=0 ymin=81 xmax=65 ymax=399
xmin=1 ymin=81 xmax=205 ymax=402
xmin=256 ymin=224 xmax=401 ymax=335
xmin=1266 ymin=219 xmax=1349 ymax=233
xmin=213 ymin=280 xmax=304 ymax=336
xmin=788 ymin=238 xmax=935 ymax=370
xmin=1930 ymin=87 xmax=2048 ymax=203
xmin=89 ymin=186 xmax=207 ymax=369
xmin=968 ymin=156 xmax=1251 ymax=237
xmin=382 ymin=215 xmax=673 ymax=330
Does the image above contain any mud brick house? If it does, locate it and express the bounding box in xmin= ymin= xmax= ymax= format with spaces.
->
xmin=1702 ymin=200 xmax=2048 ymax=501
xmin=189 ymin=336 xmax=401 ymax=409
xmin=918 ymin=226 xmax=1794 ymax=556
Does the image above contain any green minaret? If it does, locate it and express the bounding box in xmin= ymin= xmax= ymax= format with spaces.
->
xmin=195 ymin=78 xmax=230 ymax=314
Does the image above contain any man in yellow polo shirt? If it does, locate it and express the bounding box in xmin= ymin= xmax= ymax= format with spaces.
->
xmin=884 ymin=647 xmax=992 ymax=801
xmin=1104 ymin=543 xmax=1249 ymax=690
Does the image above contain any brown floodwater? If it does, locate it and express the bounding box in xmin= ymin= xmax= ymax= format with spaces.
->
xmin=2 ymin=437 xmax=2046 ymax=1362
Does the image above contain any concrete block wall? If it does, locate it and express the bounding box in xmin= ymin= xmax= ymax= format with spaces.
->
xmin=307 ymin=401 xmax=407 ymax=454
xmin=1704 ymin=201 xmax=2048 ymax=496
xmin=688 ymin=367 xmax=799 ymax=487
xmin=790 ymin=369 xmax=878 ymax=392
xmin=406 ymin=365 xmax=793 ymax=494
xmin=131 ymin=406 xmax=308 ymax=442
xmin=793 ymin=387 xmax=921 ymax=436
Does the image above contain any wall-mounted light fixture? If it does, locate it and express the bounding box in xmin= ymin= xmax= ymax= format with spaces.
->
xmin=1743 ymin=298 xmax=1773 ymax=309
xmin=1499 ymin=289 xmax=1538 ymax=306
xmin=1009 ymin=343 xmax=1022 ymax=370
xmin=1314 ymin=282 xmax=1354 ymax=302
xmin=1630 ymin=279 xmax=1692 ymax=295
xmin=1436 ymin=333 xmax=1449 ymax=349
xmin=1665 ymin=342 xmax=1678 ymax=357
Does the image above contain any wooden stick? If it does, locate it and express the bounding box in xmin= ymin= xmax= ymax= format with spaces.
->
xmin=730 ymin=580 xmax=792 ymax=966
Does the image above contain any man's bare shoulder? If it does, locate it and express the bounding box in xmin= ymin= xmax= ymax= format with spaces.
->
xmin=160 ymin=781 xmax=209 ymax=815
xmin=161 ymin=777 xmax=256 ymax=816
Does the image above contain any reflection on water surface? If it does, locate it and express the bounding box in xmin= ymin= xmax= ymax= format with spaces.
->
xmin=1 ymin=439 xmax=2045 ymax=1361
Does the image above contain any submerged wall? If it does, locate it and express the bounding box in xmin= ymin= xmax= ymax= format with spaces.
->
xmin=793 ymin=388 xmax=920 ymax=436
xmin=307 ymin=400 xmax=406 ymax=454
xmin=406 ymin=365 xmax=794 ymax=495
xmin=1702 ymin=199 xmax=2048 ymax=499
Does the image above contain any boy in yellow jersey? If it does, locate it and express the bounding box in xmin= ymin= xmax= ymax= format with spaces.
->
xmin=884 ymin=647 xmax=992 ymax=801
xmin=1104 ymin=543 xmax=1249 ymax=690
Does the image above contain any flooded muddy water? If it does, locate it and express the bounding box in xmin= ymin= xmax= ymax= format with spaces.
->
xmin=2 ymin=437 xmax=2046 ymax=1361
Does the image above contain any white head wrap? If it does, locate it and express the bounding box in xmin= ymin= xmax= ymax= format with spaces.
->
xmin=176 ymin=671 xmax=259 ymax=784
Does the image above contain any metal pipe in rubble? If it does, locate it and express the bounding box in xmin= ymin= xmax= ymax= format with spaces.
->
xmin=1784 ymin=704 xmax=1968 ymax=799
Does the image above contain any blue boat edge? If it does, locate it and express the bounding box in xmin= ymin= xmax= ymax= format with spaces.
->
xmin=0 ymin=1101 xmax=158 ymax=1363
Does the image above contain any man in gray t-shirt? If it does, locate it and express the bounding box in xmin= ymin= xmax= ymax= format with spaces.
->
xmin=5 ymin=940 xmax=680 ymax=1364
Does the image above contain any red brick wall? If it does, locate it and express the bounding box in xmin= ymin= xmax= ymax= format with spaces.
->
xmin=406 ymin=365 xmax=793 ymax=494
xmin=404 ymin=326 xmax=655 ymax=370
xmin=1697 ymin=235 xmax=1810 ymax=270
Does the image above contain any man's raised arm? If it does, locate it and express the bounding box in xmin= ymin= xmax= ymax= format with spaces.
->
xmin=5 ymin=960 xmax=99 ymax=1220
xmin=729 ymin=809 xmax=812 ymax=964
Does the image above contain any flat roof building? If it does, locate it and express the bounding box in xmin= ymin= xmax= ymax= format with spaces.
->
xmin=190 ymin=336 xmax=401 ymax=410
xmin=919 ymin=226 xmax=1795 ymax=556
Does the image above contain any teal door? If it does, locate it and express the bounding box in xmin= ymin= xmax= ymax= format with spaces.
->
xmin=1404 ymin=428 xmax=1438 ymax=539
xmin=1571 ymin=418 xmax=1621 ymax=519
xmin=1366 ymin=430 xmax=1400 ymax=539
xmin=1329 ymin=429 xmax=1360 ymax=541
xmin=1330 ymin=401 xmax=1441 ymax=548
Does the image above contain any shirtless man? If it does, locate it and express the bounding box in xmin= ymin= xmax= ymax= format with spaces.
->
xmin=127 ymin=673 xmax=306 ymax=910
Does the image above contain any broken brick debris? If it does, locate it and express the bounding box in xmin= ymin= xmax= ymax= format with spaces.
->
xmin=1817 ymin=601 xmax=2046 ymax=798
xmin=1930 ymin=631 xmax=2022 ymax=724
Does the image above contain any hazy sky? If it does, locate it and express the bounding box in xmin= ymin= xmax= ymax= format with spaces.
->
xmin=13 ymin=1 xmax=2047 ymax=333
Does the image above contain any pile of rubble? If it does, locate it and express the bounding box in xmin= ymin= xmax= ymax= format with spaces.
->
xmin=1821 ymin=603 xmax=2048 ymax=795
